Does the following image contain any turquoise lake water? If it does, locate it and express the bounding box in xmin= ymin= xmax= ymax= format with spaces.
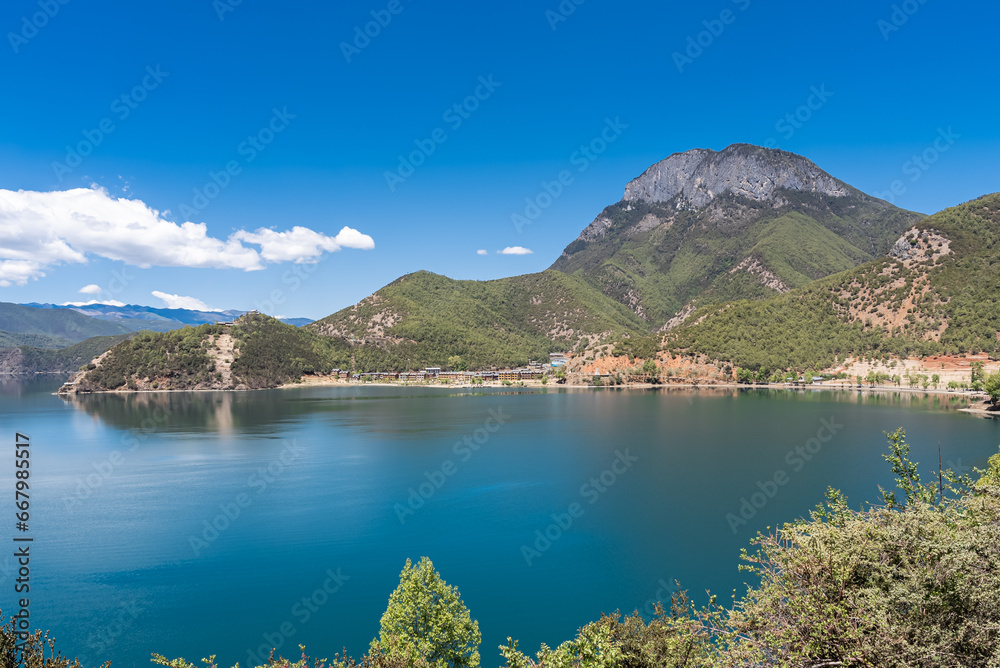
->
xmin=1 ymin=378 xmax=998 ymax=667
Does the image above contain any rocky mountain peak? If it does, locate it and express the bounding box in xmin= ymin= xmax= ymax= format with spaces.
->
xmin=622 ymin=143 xmax=855 ymax=208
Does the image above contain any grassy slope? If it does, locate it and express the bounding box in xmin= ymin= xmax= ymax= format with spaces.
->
xmin=552 ymin=192 xmax=922 ymax=326
xmin=309 ymin=270 xmax=647 ymax=369
xmin=665 ymin=193 xmax=1000 ymax=371
xmin=0 ymin=302 xmax=132 ymax=343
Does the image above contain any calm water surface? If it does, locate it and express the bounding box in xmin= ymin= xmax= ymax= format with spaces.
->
xmin=1 ymin=378 xmax=998 ymax=667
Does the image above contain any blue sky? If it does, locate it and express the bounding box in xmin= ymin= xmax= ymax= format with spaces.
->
xmin=1 ymin=0 xmax=997 ymax=319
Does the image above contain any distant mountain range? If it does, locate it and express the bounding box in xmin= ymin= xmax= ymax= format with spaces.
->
xmin=21 ymin=302 xmax=313 ymax=331
xmin=0 ymin=302 xmax=133 ymax=349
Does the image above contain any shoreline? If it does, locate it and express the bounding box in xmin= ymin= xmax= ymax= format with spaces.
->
xmin=54 ymin=375 xmax=994 ymax=416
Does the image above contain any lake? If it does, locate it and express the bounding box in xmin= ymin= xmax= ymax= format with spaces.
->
xmin=1 ymin=378 xmax=998 ymax=667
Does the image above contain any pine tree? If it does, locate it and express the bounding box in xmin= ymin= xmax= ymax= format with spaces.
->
xmin=372 ymin=557 xmax=481 ymax=668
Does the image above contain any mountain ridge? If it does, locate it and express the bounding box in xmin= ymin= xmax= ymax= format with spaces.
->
xmin=622 ymin=143 xmax=858 ymax=208
xmin=550 ymin=144 xmax=924 ymax=328
xmin=22 ymin=302 xmax=313 ymax=330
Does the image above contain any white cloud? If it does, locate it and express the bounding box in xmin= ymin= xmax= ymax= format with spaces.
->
xmin=232 ymin=225 xmax=374 ymax=263
xmin=79 ymin=284 xmax=102 ymax=295
xmin=61 ymin=299 xmax=126 ymax=307
xmin=151 ymin=291 xmax=220 ymax=312
xmin=498 ymin=246 xmax=533 ymax=255
xmin=0 ymin=187 xmax=375 ymax=286
xmin=476 ymin=249 xmax=488 ymax=256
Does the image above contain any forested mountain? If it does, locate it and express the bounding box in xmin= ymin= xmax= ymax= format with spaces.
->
xmin=0 ymin=334 xmax=132 ymax=375
xmin=665 ymin=193 xmax=1000 ymax=371
xmin=550 ymin=144 xmax=923 ymax=329
xmin=307 ymin=270 xmax=646 ymax=369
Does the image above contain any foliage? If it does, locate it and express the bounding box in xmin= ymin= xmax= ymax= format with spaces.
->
xmin=229 ymin=313 xmax=328 ymax=388
xmin=983 ymin=370 xmax=1000 ymax=404
xmin=0 ymin=613 xmax=109 ymax=668
xmin=308 ymin=270 xmax=646 ymax=371
xmin=666 ymin=194 xmax=1000 ymax=371
xmin=1 ymin=334 xmax=131 ymax=375
xmin=499 ymin=593 xmax=718 ymax=668
xmin=0 ymin=330 xmax=74 ymax=349
xmin=76 ymin=325 xmax=224 ymax=391
xmin=372 ymin=557 xmax=481 ymax=668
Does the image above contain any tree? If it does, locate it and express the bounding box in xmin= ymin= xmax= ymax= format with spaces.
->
xmin=372 ymin=557 xmax=481 ymax=668
xmin=447 ymin=356 xmax=467 ymax=372
xmin=641 ymin=358 xmax=659 ymax=376
xmin=972 ymin=361 xmax=985 ymax=391
xmin=985 ymin=370 xmax=1000 ymax=405
xmin=932 ymin=373 xmax=941 ymax=389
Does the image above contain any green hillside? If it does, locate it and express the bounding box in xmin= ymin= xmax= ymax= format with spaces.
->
xmin=71 ymin=313 xmax=419 ymax=391
xmin=0 ymin=334 xmax=133 ymax=375
xmin=308 ymin=270 xmax=648 ymax=369
xmin=665 ymin=193 xmax=1000 ymax=372
xmin=552 ymin=190 xmax=922 ymax=328
xmin=0 ymin=302 xmax=132 ymax=343
xmin=0 ymin=330 xmax=73 ymax=349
